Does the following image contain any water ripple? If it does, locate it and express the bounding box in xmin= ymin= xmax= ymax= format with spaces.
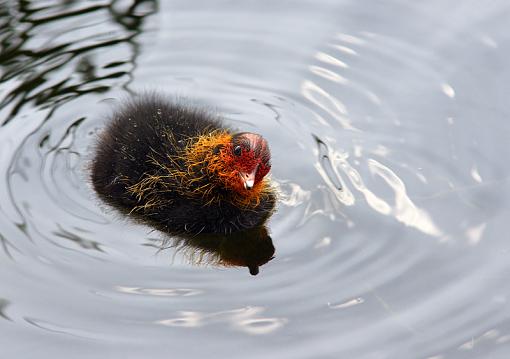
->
xmin=1 ymin=1 xmax=510 ymax=358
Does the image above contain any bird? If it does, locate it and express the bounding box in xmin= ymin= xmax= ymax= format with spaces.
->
xmin=90 ymin=93 xmax=276 ymax=235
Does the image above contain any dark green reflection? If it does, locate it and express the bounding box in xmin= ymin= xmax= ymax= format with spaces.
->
xmin=0 ymin=0 xmax=157 ymax=123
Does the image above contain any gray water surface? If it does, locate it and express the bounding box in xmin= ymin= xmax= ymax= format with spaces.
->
xmin=1 ymin=1 xmax=510 ymax=358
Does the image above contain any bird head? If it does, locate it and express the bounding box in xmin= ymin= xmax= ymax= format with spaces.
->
xmin=219 ymin=132 xmax=271 ymax=194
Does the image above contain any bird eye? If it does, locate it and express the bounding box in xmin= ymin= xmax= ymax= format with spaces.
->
xmin=233 ymin=145 xmax=242 ymax=156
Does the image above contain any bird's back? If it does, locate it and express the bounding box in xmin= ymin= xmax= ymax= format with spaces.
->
xmin=91 ymin=95 xmax=223 ymax=203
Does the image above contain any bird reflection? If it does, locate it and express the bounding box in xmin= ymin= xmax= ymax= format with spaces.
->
xmin=163 ymin=226 xmax=275 ymax=276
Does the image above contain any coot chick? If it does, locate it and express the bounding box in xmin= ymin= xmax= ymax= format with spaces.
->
xmin=91 ymin=94 xmax=276 ymax=235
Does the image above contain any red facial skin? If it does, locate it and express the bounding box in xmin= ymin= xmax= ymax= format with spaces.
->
xmin=222 ymin=133 xmax=271 ymax=194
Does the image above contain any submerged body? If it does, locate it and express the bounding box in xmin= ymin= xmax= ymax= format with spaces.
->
xmin=91 ymin=94 xmax=276 ymax=235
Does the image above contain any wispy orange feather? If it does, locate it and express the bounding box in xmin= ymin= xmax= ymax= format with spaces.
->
xmin=126 ymin=129 xmax=274 ymax=212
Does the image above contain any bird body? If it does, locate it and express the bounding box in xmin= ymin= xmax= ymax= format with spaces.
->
xmin=91 ymin=94 xmax=276 ymax=235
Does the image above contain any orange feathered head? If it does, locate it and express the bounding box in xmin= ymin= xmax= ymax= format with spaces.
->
xmin=184 ymin=131 xmax=272 ymax=201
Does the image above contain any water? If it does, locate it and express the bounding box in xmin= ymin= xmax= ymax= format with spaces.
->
xmin=1 ymin=0 xmax=510 ymax=358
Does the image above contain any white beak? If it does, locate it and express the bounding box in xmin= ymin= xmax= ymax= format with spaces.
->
xmin=244 ymin=179 xmax=255 ymax=190
xmin=240 ymin=167 xmax=258 ymax=190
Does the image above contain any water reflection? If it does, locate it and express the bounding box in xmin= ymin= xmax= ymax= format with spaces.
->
xmin=164 ymin=226 xmax=275 ymax=276
xmin=157 ymin=306 xmax=287 ymax=335
xmin=0 ymin=298 xmax=11 ymax=321
xmin=0 ymin=0 xmax=157 ymax=261
xmin=0 ymin=0 xmax=157 ymax=123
